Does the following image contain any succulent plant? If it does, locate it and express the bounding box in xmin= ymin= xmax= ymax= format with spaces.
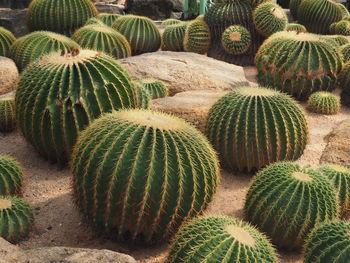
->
xmin=0 ymin=96 xmax=16 ymax=133
xmin=184 ymin=19 xmax=211 ymax=54
xmin=15 ymin=49 xmax=138 ymax=164
xmin=339 ymin=62 xmax=350 ymax=106
xmin=245 ymin=162 xmax=339 ymax=250
xmin=253 ymin=2 xmax=288 ymax=37
xmin=248 ymin=0 xmax=272 ymax=8
xmin=289 ymin=0 xmax=302 ymax=20
xmin=132 ymin=81 xmax=151 ymax=109
xmin=331 ymin=20 xmax=350 ymax=36
xmin=134 ymin=78 xmax=168 ymax=99
xmin=166 ymin=216 xmax=279 ymax=263
xmin=307 ymin=91 xmax=340 ymax=115
xmin=27 ymin=0 xmax=98 ymax=36
xmin=71 ymin=109 xmax=219 ymax=244
xmin=161 ymin=22 xmax=188 ymax=52
xmin=341 ymin=44 xmax=350 ymax=62
xmin=72 ymin=25 xmax=131 ymax=59
xmin=206 ymin=87 xmax=308 ymax=172
xmin=98 ymin=13 xmax=121 ymax=27
xmin=9 ymin=31 xmax=80 ymax=71
xmin=84 ymin=17 xmax=107 ymax=27
xmin=0 ymin=27 xmax=15 ymax=57
xmin=337 ymin=3 xmax=350 ymax=18
xmin=112 ymin=15 xmax=161 ymax=55
xmin=322 ymin=34 xmax=349 ymax=47
xmin=0 ymin=155 xmax=23 ymax=196
xmin=221 ymin=25 xmax=252 ymax=55
xmin=256 ymin=31 xmax=342 ymax=100
xmin=162 ymin=19 xmax=182 ymax=26
xmin=304 ymin=221 xmax=350 ymax=263
xmin=286 ymin=23 xmax=307 ymax=32
xmin=0 ymin=196 xmax=33 ymax=243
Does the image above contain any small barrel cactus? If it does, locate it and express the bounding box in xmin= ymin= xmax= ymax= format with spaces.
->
xmin=0 ymin=155 xmax=23 ymax=196
xmin=0 ymin=27 xmax=15 ymax=57
xmin=206 ymin=87 xmax=308 ymax=172
xmin=286 ymin=23 xmax=307 ymax=32
xmin=98 ymin=13 xmax=121 ymax=27
xmin=184 ymin=19 xmax=211 ymax=54
xmin=134 ymin=79 xmax=168 ymax=99
xmin=9 ymin=31 xmax=80 ymax=71
xmin=72 ymin=25 xmax=131 ymax=59
xmin=0 ymin=196 xmax=33 ymax=243
xmin=166 ymin=216 xmax=279 ymax=263
xmin=245 ymin=162 xmax=339 ymax=250
xmin=71 ymin=109 xmax=219 ymax=244
xmin=112 ymin=15 xmax=161 ymax=55
xmin=161 ymin=22 xmax=188 ymax=52
xmin=162 ymin=19 xmax=181 ymax=26
xmin=341 ymin=44 xmax=350 ymax=62
xmin=132 ymin=81 xmax=151 ymax=109
xmin=253 ymin=2 xmax=288 ymax=37
xmin=304 ymin=221 xmax=350 ymax=263
xmin=15 ymin=49 xmax=138 ymax=164
xmin=221 ymin=25 xmax=252 ymax=55
xmin=27 ymin=0 xmax=98 ymax=36
xmin=0 ymin=96 xmax=16 ymax=133
xmin=307 ymin=91 xmax=340 ymax=115
xmin=332 ymin=20 xmax=350 ymax=36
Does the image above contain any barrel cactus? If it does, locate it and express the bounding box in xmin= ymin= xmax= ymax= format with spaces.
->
xmin=184 ymin=19 xmax=211 ymax=54
xmin=331 ymin=20 xmax=350 ymax=36
xmin=0 ymin=27 xmax=15 ymax=57
xmin=134 ymin=79 xmax=168 ymax=99
xmin=0 ymin=155 xmax=23 ymax=196
xmin=248 ymin=0 xmax=272 ymax=8
xmin=304 ymin=221 xmax=350 ymax=263
xmin=112 ymin=15 xmax=161 ymax=55
xmin=245 ymin=162 xmax=339 ymax=250
xmin=132 ymin=81 xmax=151 ymax=109
xmin=9 ymin=31 xmax=80 ymax=71
xmin=0 ymin=96 xmax=16 ymax=133
xmin=206 ymin=87 xmax=308 ymax=172
xmin=289 ymin=0 xmax=302 ymax=20
xmin=98 ymin=13 xmax=121 ymax=27
xmin=72 ymin=25 xmax=131 ymax=59
xmin=322 ymin=34 xmax=349 ymax=47
xmin=256 ymin=31 xmax=342 ymax=100
xmin=85 ymin=17 xmax=107 ymax=27
xmin=166 ymin=216 xmax=279 ymax=263
xmin=341 ymin=44 xmax=350 ymax=62
xmin=337 ymin=3 xmax=350 ymax=18
xmin=0 ymin=196 xmax=33 ymax=243
xmin=307 ymin=91 xmax=340 ymax=115
xmin=27 ymin=0 xmax=98 ymax=36
xmin=339 ymin=63 xmax=350 ymax=106
xmin=162 ymin=19 xmax=181 ymax=26
xmin=162 ymin=22 xmax=188 ymax=52
xmin=15 ymin=49 xmax=138 ymax=164
xmin=71 ymin=109 xmax=219 ymax=244
xmin=221 ymin=25 xmax=252 ymax=55
xmin=286 ymin=23 xmax=307 ymax=32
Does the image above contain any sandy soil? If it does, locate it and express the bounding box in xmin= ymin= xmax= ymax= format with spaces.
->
xmin=0 ymin=91 xmax=349 ymax=263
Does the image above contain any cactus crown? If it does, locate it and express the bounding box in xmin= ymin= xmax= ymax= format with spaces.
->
xmin=0 ymin=198 xmax=12 ymax=210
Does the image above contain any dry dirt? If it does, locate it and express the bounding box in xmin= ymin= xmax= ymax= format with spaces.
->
xmin=0 ymin=90 xmax=349 ymax=263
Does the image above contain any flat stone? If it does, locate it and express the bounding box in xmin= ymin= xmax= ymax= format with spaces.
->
xmin=0 ymin=57 xmax=19 ymax=96
xmin=95 ymin=3 xmax=125 ymax=14
xmin=0 ymin=8 xmax=29 ymax=37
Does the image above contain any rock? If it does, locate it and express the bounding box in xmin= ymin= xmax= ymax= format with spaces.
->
xmin=0 ymin=57 xmax=19 ymax=96
xmin=124 ymin=0 xmax=183 ymax=19
xmin=320 ymin=119 xmax=350 ymax=167
xmin=0 ymin=8 xmax=29 ymax=37
xmin=95 ymin=3 xmax=125 ymax=14
xmin=0 ymin=0 xmax=30 ymax=8
xmin=120 ymin=51 xmax=249 ymax=95
xmin=0 ymin=238 xmax=23 ymax=263
xmin=151 ymin=90 xmax=229 ymax=132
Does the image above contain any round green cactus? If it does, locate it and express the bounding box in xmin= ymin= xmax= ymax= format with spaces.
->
xmin=245 ymin=162 xmax=339 ymax=250
xmin=337 ymin=3 xmax=350 ymax=18
xmin=307 ymin=91 xmax=340 ymax=115
xmin=332 ymin=20 xmax=350 ymax=36
xmin=339 ymin=62 xmax=350 ymax=106
xmin=72 ymin=25 xmax=131 ymax=59
xmin=253 ymin=2 xmax=288 ymax=37
xmin=341 ymin=44 xmax=350 ymax=62
xmin=322 ymin=34 xmax=350 ymax=47
xmin=27 ymin=0 xmax=98 ymax=36
xmin=162 ymin=19 xmax=181 ymax=26
xmin=289 ymin=0 xmax=302 ymax=20
xmin=132 ymin=81 xmax=151 ymax=109
xmin=256 ymin=31 xmax=342 ymax=100
xmin=84 ymin=17 xmax=107 ymax=27
xmin=71 ymin=109 xmax=219 ymax=244
xmin=0 ymin=96 xmax=16 ymax=133
xmin=0 ymin=196 xmax=34 ymax=243
xmin=184 ymin=19 xmax=211 ymax=54
xmin=98 ymin=13 xmax=121 ymax=27
xmin=0 ymin=27 xmax=15 ymax=57
xmin=112 ymin=15 xmax=161 ymax=55
xmin=206 ymin=87 xmax=308 ymax=172
xmin=161 ymin=22 xmax=188 ymax=52
xmin=134 ymin=78 xmax=168 ymax=99
xmin=221 ymin=25 xmax=252 ymax=55
xmin=15 ymin=49 xmax=138 ymax=164
xmin=304 ymin=221 xmax=350 ymax=263
xmin=0 ymin=155 xmax=23 ymax=196
xmin=9 ymin=31 xmax=80 ymax=71
xmin=166 ymin=216 xmax=279 ymax=263
xmin=286 ymin=23 xmax=307 ymax=32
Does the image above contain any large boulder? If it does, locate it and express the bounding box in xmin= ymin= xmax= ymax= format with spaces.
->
xmin=0 ymin=0 xmax=30 ymax=8
xmin=120 ymin=51 xmax=249 ymax=95
xmin=0 ymin=57 xmax=19 ymax=95
xmin=124 ymin=0 xmax=183 ymax=19
xmin=0 ymin=8 xmax=28 ymax=37
xmin=95 ymin=3 xmax=125 ymax=14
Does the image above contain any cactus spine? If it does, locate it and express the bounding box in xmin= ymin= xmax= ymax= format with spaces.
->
xmin=331 ymin=20 xmax=350 ymax=36
xmin=341 ymin=44 xmax=350 ymax=62
xmin=184 ymin=19 xmax=211 ymax=54
xmin=307 ymin=91 xmax=340 ymax=115
xmin=0 ymin=96 xmax=16 ymax=133
xmin=0 ymin=27 xmax=15 ymax=57
xmin=161 ymin=22 xmax=188 ymax=52
xmin=162 ymin=19 xmax=181 ymax=26
xmin=221 ymin=25 xmax=252 ymax=55
xmin=98 ymin=13 xmax=121 ymax=27
xmin=0 ymin=155 xmax=23 ymax=196
xmin=132 ymin=81 xmax=151 ymax=109
xmin=135 ymin=79 xmax=168 ymax=99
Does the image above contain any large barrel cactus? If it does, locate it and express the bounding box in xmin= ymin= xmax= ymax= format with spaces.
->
xmin=256 ymin=31 xmax=342 ymax=100
xmin=162 ymin=22 xmax=188 ymax=52
xmin=206 ymin=87 xmax=308 ymax=172
xmin=27 ymin=0 xmax=98 ymax=36
xmin=166 ymin=216 xmax=279 ymax=263
xmin=71 ymin=109 xmax=219 ymax=244
xmin=245 ymin=162 xmax=339 ymax=250
xmin=0 ymin=96 xmax=16 ymax=133
xmin=307 ymin=91 xmax=340 ymax=115
xmin=0 ymin=155 xmax=23 ymax=196
xmin=0 ymin=27 xmax=15 ymax=57
xmin=15 ymin=49 xmax=138 ymax=164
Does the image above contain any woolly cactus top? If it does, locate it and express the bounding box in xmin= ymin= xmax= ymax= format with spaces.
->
xmin=224 ymin=224 xmax=257 ymax=248
xmin=236 ymin=86 xmax=278 ymax=97
xmin=0 ymin=198 xmax=12 ymax=210
xmin=36 ymin=49 xmax=98 ymax=66
xmin=327 ymin=163 xmax=350 ymax=173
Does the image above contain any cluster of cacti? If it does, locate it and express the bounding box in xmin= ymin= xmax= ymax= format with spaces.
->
xmin=132 ymin=81 xmax=151 ymax=109
xmin=341 ymin=44 xmax=350 ymax=62
xmin=9 ymin=31 xmax=80 ymax=71
xmin=285 ymin=23 xmax=307 ymax=33
xmin=98 ymin=13 xmax=121 ymax=27
xmin=0 ymin=196 xmax=33 ymax=243
xmin=166 ymin=216 xmax=279 ymax=263
xmin=256 ymin=31 xmax=342 ymax=100
xmin=330 ymin=20 xmax=350 ymax=36
xmin=339 ymin=62 xmax=350 ymax=106
xmin=27 ymin=0 xmax=98 ymax=36
xmin=15 ymin=49 xmax=138 ymax=164
xmin=71 ymin=109 xmax=219 ymax=244
xmin=112 ymin=15 xmax=161 ymax=55
xmin=245 ymin=162 xmax=339 ymax=250
xmin=0 ymin=96 xmax=16 ymax=133
xmin=162 ymin=19 xmax=181 ymax=26
xmin=304 ymin=221 xmax=350 ymax=263
xmin=0 ymin=27 xmax=15 ymax=57
xmin=162 ymin=22 xmax=188 ymax=52
xmin=134 ymin=79 xmax=168 ymax=99
xmin=72 ymin=25 xmax=131 ymax=59
xmin=307 ymin=91 xmax=340 ymax=115
xmin=183 ymin=19 xmax=211 ymax=54
xmin=221 ymin=25 xmax=252 ymax=55
xmin=206 ymin=87 xmax=308 ymax=172
xmin=0 ymin=155 xmax=23 ymax=196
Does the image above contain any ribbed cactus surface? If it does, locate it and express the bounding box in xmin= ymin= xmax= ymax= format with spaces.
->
xmin=286 ymin=23 xmax=307 ymax=32
xmin=166 ymin=216 xmax=279 ymax=263
xmin=322 ymin=34 xmax=349 ymax=47
xmin=15 ymin=49 xmax=138 ymax=164
xmin=0 ymin=155 xmax=23 ymax=196
xmin=245 ymin=162 xmax=339 ymax=250
xmin=341 ymin=44 xmax=350 ymax=62
xmin=184 ymin=19 xmax=211 ymax=54
xmin=162 ymin=19 xmax=181 ymax=26
xmin=71 ymin=110 xmax=219 ymax=244
xmin=85 ymin=17 xmax=106 ymax=27
xmin=98 ymin=13 xmax=121 ymax=27
xmin=0 ymin=27 xmax=15 ymax=57
xmin=27 ymin=0 xmax=98 ymax=36
xmin=289 ymin=0 xmax=302 ymax=20
xmin=331 ymin=20 xmax=350 ymax=36
xmin=162 ymin=22 xmax=188 ymax=52
xmin=0 ymin=96 xmax=16 ymax=133
xmin=132 ymin=81 xmax=151 ymax=109
xmin=135 ymin=79 xmax=168 ymax=99
xmin=221 ymin=25 xmax=252 ymax=55
xmin=337 ymin=3 xmax=350 ymax=18
xmin=206 ymin=87 xmax=308 ymax=172
xmin=339 ymin=62 xmax=350 ymax=106
xmin=307 ymin=91 xmax=340 ymax=115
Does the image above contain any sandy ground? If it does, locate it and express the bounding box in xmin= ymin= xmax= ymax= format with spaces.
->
xmin=0 ymin=90 xmax=349 ymax=263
